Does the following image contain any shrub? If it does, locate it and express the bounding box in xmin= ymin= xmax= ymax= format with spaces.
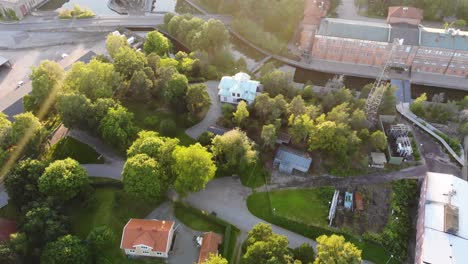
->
xmin=198 ymin=131 xmax=215 ymax=146
xmin=159 ymin=119 xmax=176 ymax=136
xmin=143 ymin=116 xmax=158 ymax=128
xmin=435 ymin=132 xmax=461 ymax=155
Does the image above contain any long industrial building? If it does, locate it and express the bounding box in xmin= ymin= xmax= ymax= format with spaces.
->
xmin=299 ymin=4 xmax=468 ymax=90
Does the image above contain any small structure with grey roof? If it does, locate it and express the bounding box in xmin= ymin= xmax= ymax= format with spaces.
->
xmin=218 ymin=72 xmax=261 ymax=105
xmin=0 ymin=56 xmax=11 ymax=68
xmin=273 ymin=146 xmax=312 ymax=174
xmin=369 ymin=152 xmax=387 ymax=168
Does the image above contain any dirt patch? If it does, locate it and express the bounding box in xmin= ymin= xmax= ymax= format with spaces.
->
xmin=333 ymin=183 xmax=391 ymax=235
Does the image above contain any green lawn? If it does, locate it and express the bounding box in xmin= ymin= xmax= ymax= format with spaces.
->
xmin=67 ymin=179 xmax=163 ymax=264
xmin=247 ymin=188 xmax=395 ymax=264
xmin=123 ymin=101 xmax=196 ymax=146
xmin=47 ymin=137 xmax=105 ymax=164
xmin=239 ymin=163 xmax=268 ymax=188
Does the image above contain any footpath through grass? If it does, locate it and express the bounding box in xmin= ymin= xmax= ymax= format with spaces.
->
xmin=68 ymin=178 xmax=163 ymax=264
xmin=47 ymin=137 xmax=105 ymax=164
xmin=247 ymin=189 xmax=395 ymax=264
xmin=174 ymin=202 xmax=239 ymax=264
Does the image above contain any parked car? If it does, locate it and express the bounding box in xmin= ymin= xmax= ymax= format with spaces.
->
xmin=16 ymin=81 xmax=24 ymax=88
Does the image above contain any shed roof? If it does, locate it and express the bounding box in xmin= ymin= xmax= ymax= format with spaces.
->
xmin=198 ymin=232 xmax=222 ymax=264
xmin=0 ymin=56 xmax=9 ymax=67
xmin=420 ymin=27 xmax=468 ymax=51
xmin=120 ymin=219 xmax=174 ymax=252
xmin=370 ymin=152 xmax=387 ymax=164
xmin=317 ymin=18 xmax=390 ymax=42
xmin=275 ymin=146 xmax=312 ymax=172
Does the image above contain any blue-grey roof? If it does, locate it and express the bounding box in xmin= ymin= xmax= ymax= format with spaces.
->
xmin=317 ymin=18 xmax=390 ymax=42
xmin=218 ymin=72 xmax=259 ymax=102
xmin=274 ymin=146 xmax=312 ymax=172
xmin=207 ymin=126 xmax=229 ymax=136
xmin=420 ymin=28 xmax=468 ymax=51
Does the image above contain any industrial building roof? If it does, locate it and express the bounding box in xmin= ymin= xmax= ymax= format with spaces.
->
xmin=421 ymin=172 xmax=468 ymax=264
xmin=420 ymin=27 xmax=468 ymax=51
xmin=317 ymin=18 xmax=390 ymax=42
xmin=275 ymin=146 xmax=312 ymax=172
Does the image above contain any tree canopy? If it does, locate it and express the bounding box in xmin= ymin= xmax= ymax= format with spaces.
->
xmin=41 ymin=235 xmax=90 ymax=264
xmin=99 ymin=105 xmax=138 ymax=151
xmin=233 ymin=101 xmax=249 ymax=127
xmin=144 ymin=30 xmax=171 ymax=56
xmin=4 ymin=159 xmax=46 ymax=206
xmin=314 ymin=234 xmax=362 ymax=264
xmin=186 ymin=84 xmax=210 ymax=116
xmin=106 ymin=33 xmax=129 ymax=59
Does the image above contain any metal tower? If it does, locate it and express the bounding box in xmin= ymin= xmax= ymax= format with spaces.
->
xmin=365 ymin=38 xmax=403 ymax=125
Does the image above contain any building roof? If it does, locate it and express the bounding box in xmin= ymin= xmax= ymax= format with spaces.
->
xmin=387 ymin=6 xmax=423 ymax=26
xmin=389 ymin=24 xmax=420 ymax=46
xmin=275 ymin=145 xmax=312 ymax=172
xmin=317 ymin=18 xmax=390 ymax=42
xmin=218 ymin=72 xmax=259 ymax=102
xmin=421 ymin=172 xmax=468 ymax=264
xmin=420 ymin=27 xmax=468 ymax=51
xmin=207 ymin=126 xmax=230 ymax=136
xmin=0 ymin=218 xmax=17 ymax=241
xmin=198 ymin=232 xmax=223 ymax=264
xmin=370 ymin=152 xmax=387 ymax=164
xmin=0 ymin=56 xmax=9 ymax=67
xmin=120 ymin=219 xmax=174 ymax=252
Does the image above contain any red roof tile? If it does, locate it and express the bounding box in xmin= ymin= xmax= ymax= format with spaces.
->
xmin=198 ymin=232 xmax=223 ymax=264
xmin=387 ymin=6 xmax=423 ymax=25
xmin=120 ymin=219 xmax=174 ymax=253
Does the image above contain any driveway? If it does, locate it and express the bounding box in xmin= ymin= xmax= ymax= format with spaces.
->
xmin=185 ymin=177 xmax=317 ymax=249
xmin=185 ymin=81 xmax=222 ymax=139
xmin=146 ymin=202 xmax=201 ymax=264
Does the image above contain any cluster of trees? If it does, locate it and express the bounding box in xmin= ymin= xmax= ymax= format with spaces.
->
xmin=361 ymin=0 xmax=468 ymax=22
xmin=410 ymin=93 xmax=468 ymax=137
xmin=1 ymin=158 xmax=114 ymax=263
xmin=241 ymin=223 xmax=361 ymax=264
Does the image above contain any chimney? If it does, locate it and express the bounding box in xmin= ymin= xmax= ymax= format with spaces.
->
xmin=403 ymin=7 xmax=408 ymax=13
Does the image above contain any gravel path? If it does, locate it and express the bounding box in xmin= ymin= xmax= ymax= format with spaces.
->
xmin=185 ymin=81 xmax=221 ymax=139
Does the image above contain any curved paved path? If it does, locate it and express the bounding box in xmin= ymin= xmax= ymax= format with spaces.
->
xmin=185 ymin=81 xmax=221 ymax=139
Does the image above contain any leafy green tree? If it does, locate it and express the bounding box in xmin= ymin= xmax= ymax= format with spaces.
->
xmin=4 ymin=159 xmax=46 ymax=206
xmin=221 ymin=103 xmax=235 ymax=120
xmin=159 ymin=119 xmax=176 ymax=136
xmin=243 ymin=223 xmax=292 ymax=264
xmin=253 ymin=93 xmax=273 ymax=122
xmin=314 ymin=234 xmax=362 ymax=264
xmin=106 ymin=33 xmax=128 ymax=59
xmin=350 ymin=109 xmax=369 ymax=130
xmin=211 ymin=129 xmax=257 ymax=173
xmin=326 ymin=103 xmax=350 ymax=125
xmin=186 ymin=84 xmax=210 ymax=116
xmin=293 ymin=243 xmax=315 ymax=264
xmin=172 ymin=143 xmax=216 ymax=196
xmin=271 ymin=95 xmax=289 ymax=122
xmin=9 ymin=112 xmax=47 ymax=156
xmin=0 ymin=112 xmax=11 ymax=145
xmin=41 ymin=235 xmax=90 ymax=264
xmin=23 ymin=204 xmax=68 ymax=244
xmin=122 ymin=153 xmax=164 ymax=199
xmin=24 ymin=60 xmax=64 ymax=113
xmin=289 ymin=114 xmax=314 ymax=144
xmin=193 ymin=19 xmax=230 ymax=53
xmin=165 ymin=73 xmax=188 ymax=112
xmin=56 ymin=92 xmax=92 ymax=129
xmin=64 ymin=59 xmax=121 ymax=101
xmin=370 ymin=130 xmax=387 ymax=151
xmin=301 ymin=85 xmax=315 ymax=101
xmin=38 ymin=158 xmax=89 ymax=201
xmin=410 ymin=93 xmax=427 ymax=117
xmin=128 ymin=69 xmax=153 ymax=101
xmin=261 ymin=124 xmax=277 ymax=149
xmin=289 ymin=95 xmax=306 ymax=117
xmin=144 ymin=30 xmax=171 ymax=56
xmin=113 ymin=46 xmax=147 ymax=80
xmin=379 ymin=84 xmax=397 ymax=115
xmin=99 ymin=105 xmax=138 ymax=151
xmin=198 ymin=131 xmax=215 ymax=146
xmin=203 ymin=254 xmax=228 ymax=264
xmin=86 ymin=226 xmax=115 ymax=250
xmin=0 ymin=242 xmax=17 ymax=264
xmin=233 ymin=101 xmax=249 ymax=126
xmin=458 ymin=122 xmax=468 ymax=137
xmin=322 ymin=87 xmax=354 ymax=111
xmin=8 ymin=232 xmax=29 ymax=260
xmin=88 ymin=98 xmax=117 ymax=132
xmin=260 ymin=70 xmax=294 ymax=98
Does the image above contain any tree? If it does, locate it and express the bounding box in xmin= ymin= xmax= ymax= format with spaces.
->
xmin=289 ymin=114 xmax=314 ymax=144
xmin=99 ymin=105 xmax=138 ymax=151
xmin=410 ymin=93 xmax=427 ymax=117
xmin=165 ymin=73 xmax=188 ymax=112
xmin=379 ymin=84 xmax=397 ymax=115
xmin=327 ymin=103 xmax=350 ymax=125
xmin=314 ymin=234 xmax=362 ymax=264
xmin=0 ymin=112 xmax=11 ymax=145
xmin=260 ymin=70 xmax=294 ymax=98
xmin=23 ymin=204 xmax=68 ymax=244
xmin=211 ymin=129 xmax=257 ymax=173
xmin=106 ymin=33 xmax=128 ymax=59
xmin=289 ymin=95 xmax=306 ymax=116
xmin=172 ymin=143 xmax=216 ymax=196
xmin=459 ymin=122 xmax=468 ymax=137
xmin=193 ymin=19 xmax=230 ymax=53
xmin=86 ymin=226 xmax=114 ymax=250
xmin=222 ymin=103 xmax=235 ymax=120
xmin=186 ymin=84 xmax=210 ymax=116
xmin=113 ymin=46 xmax=147 ymax=80
xmin=56 ymin=92 xmax=92 ymax=130
xmin=38 ymin=158 xmax=89 ymax=201
xmin=8 ymin=232 xmax=29 ymax=260
xmin=243 ymin=223 xmax=292 ymax=264
xmin=233 ymin=101 xmax=249 ymax=126
xmin=370 ymin=130 xmax=387 ymax=151
xmin=0 ymin=243 xmax=17 ymax=264
xmin=9 ymin=112 xmax=47 ymax=156
xmin=261 ymin=124 xmax=277 ymax=149
xmin=41 ymin=235 xmax=90 ymax=264
xmin=122 ymin=153 xmax=164 ymax=199
xmin=144 ymin=30 xmax=171 ymax=56
xmin=159 ymin=119 xmax=176 ymax=136
xmin=64 ymin=59 xmax=121 ymax=101
xmin=350 ymin=109 xmax=369 ymax=130
xmin=254 ymin=93 xmax=274 ymax=123
xmin=203 ymin=254 xmax=228 ymax=264
xmin=293 ymin=243 xmax=315 ymax=264
xmin=24 ymin=60 xmax=64 ymax=113
xmin=198 ymin=131 xmax=215 ymax=146
xmin=4 ymin=159 xmax=46 ymax=206
xmin=128 ymin=69 xmax=153 ymax=101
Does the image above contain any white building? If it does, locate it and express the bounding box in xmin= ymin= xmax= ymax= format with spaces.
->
xmin=218 ymin=72 xmax=261 ymax=105
xmin=120 ymin=218 xmax=175 ymax=258
xmin=0 ymin=0 xmax=48 ymax=20
xmin=415 ymin=172 xmax=468 ymax=264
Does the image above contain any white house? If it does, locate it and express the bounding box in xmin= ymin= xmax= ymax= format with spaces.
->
xmin=414 ymin=172 xmax=468 ymax=264
xmin=120 ymin=218 xmax=175 ymax=258
xmin=218 ymin=72 xmax=261 ymax=105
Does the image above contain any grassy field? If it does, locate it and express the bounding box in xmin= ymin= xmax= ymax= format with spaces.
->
xmin=239 ymin=163 xmax=268 ymax=188
xmin=47 ymin=137 xmax=105 ymax=164
xmin=123 ymin=101 xmax=196 ymax=146
xmin=67 ymin=180 xmax=163 ymax=264
xmin=174 ymin=203 xmax=239 ymax=263
xmin=247 ymin=188 xmax=397 ymax=264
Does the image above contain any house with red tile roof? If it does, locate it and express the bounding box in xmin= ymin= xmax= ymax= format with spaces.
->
xmin=198 ymin=232 xmax=223 ymax=264
xmin=120 ymin=218 xmax=175 ymax=258
xmin=387 ymin=6 xmax=423 ymax=26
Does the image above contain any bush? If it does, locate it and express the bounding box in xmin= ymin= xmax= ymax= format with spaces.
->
xmin=221 ymin=104 xmax=235 ymax=119
xmin=198 ymin=131 xmax=214 ymax=146
xmin=159 ymin=119 xmax=176 ymax=136
xmin=143 ymin=116 xmax=158 ymax=128
xmin=435 ymin=132 xmax=461 ymax=155
xmin=292 ymin=243 xmax=315 ymax=264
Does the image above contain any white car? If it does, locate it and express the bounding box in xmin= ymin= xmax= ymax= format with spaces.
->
xmin=61 ymin=53 xmax=69 ymax=59
xmin=16 ymin=81 xmax=24 ymax=88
